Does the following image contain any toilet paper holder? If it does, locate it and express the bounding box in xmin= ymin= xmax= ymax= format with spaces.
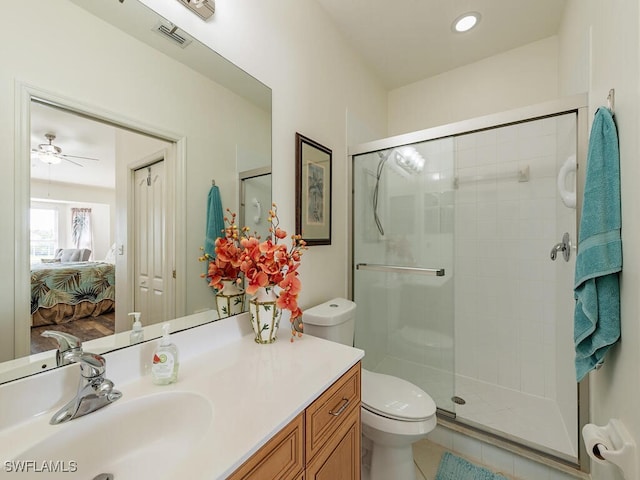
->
xmin=583 ymin=419 xmax=637 ymax=479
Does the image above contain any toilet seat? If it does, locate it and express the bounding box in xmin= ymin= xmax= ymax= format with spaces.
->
xmin=361 ymin=405 xmax=437 ymax=438
xmin=361 ymin=369 xmax=436 ymax=422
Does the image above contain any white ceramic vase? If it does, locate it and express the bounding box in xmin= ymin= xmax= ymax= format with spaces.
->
xmin=215 ymin=279 xmax=245 ymax=318
xmin=249 ymin=285 xmax=281 ymax=344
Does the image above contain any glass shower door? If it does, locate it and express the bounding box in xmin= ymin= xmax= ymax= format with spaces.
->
xmin=353 ymin=111 xmax=580 ymax=460
xmin=239 ymin=169 xmax=272 ymax=241
xmin=353 ymin=138 xmax=456 ymax=414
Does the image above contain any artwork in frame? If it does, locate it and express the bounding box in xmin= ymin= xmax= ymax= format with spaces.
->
xmin=295 ymin=133 xmax=332 ymax=246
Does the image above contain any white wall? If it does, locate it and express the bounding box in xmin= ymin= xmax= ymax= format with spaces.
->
xmin=139 ymin=0 xmax=389 ymax=312
xmin=387 ymin=36 xmax=560 ymax=136
xmin=2 ymin=0 xmax=387 ymax=361
xmin=383 ymin=1 xmax=640 ymax=477
xmin=5 ymin=0 xmax=639 ymax=476
xmin=559 ymin=1 xmax=640 ymax=479
xmin=137 ymin=1 xmax=640 ymax=478
xmin=0 ymin=0 xmax=271 ymax=361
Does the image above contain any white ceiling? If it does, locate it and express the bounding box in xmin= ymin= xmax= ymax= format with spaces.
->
xmin=30 ymin=102 xmax=117 ymax=190
xmin=314 ymin=0 xmax=567 ymax=89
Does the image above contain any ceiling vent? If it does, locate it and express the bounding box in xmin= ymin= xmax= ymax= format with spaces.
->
xmin=175 ymin=0 xmax=215 ymax=21
xmin=152 ymin=21 xmax=193 ymax=48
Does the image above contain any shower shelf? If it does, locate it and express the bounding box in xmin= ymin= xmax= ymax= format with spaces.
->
xmin=356 ymin=263 xmax=445 ymax=276
xmin=453 ymin=165 xmax=530 ymax=189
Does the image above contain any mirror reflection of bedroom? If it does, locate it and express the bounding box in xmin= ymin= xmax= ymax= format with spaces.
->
xmin=29 ymin=100 xmax=172 ymax=354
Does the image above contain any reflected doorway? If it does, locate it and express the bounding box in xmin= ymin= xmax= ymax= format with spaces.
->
xmin=28 ymin=100 xmax=174 ymax=354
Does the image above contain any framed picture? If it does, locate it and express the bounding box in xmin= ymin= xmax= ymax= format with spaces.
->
xmin=295 ymin=133 xmax=332 ymax=245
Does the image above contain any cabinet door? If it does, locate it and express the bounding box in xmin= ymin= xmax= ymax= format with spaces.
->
xmin=228 ymin=414 xmax=304 ymax=480
xmin=306 ymin=363 xmax=361 ymax=460
xmin=305 ymin=406 xmax=360 ymax=480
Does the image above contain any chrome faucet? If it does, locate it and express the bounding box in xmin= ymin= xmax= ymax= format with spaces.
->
xmin=41 ymin=331 xmax=122 ymax=425
xmin=42 ymin=330 xmax=83 ymax=367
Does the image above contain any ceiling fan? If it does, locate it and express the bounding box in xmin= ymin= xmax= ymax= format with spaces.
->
xmin=31 ymin=133 xmax=100 ymax=167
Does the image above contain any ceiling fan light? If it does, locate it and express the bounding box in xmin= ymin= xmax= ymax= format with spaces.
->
xmin=40 ymin=144 xmax=61 ymax=155
xmin=39 ymin=152 xmax=62 ymax=165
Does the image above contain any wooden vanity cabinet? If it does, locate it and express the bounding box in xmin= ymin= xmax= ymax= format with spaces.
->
xmin=305 ymin=406 xmax=360 ymax=480
xmin=227 ymin=413 xmax=305 ymax=480
xmin=228 ymin=362 xmax=361 ymax=480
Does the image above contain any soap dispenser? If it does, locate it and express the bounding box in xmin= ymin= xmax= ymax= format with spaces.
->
xmin=129 ymin=312 xmax=144 ymax=344
xmin=152 ymin=323 xmax=179 ymax=385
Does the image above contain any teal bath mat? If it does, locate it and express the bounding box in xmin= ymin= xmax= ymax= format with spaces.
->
xmin=435 ymin=452 xmax=510 ymax=480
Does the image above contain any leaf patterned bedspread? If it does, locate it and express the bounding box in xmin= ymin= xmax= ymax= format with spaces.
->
xmin=30 ymin=262 xmax=115 ymax=321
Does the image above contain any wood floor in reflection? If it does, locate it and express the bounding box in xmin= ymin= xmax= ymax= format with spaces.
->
xmin=30 ymin=311 xmax=115 ymax=354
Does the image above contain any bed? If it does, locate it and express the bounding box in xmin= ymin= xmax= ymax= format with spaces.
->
xmin=30 ymin=261 xmax=115 ymax=327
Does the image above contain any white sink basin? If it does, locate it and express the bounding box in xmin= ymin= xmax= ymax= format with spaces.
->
xmin=13 ymin=391 xmax=214 ymax=480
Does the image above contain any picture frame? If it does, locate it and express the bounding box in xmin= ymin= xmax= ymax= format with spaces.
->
xmin=295 ymin=133 xmax=332 ymax=246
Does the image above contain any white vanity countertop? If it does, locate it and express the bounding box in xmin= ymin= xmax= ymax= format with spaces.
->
xmin=131 ymin=331 xmax=363 ymax=479
xmin=0 ymin=315 xmax=364 ymax=479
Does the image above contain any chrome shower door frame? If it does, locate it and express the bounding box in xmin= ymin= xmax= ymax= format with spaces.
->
xmin=348 ymin=93 xmax=590 ymax=474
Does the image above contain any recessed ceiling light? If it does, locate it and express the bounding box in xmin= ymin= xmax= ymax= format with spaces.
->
xmin=452 ymin=12 xmax=480 ymax=33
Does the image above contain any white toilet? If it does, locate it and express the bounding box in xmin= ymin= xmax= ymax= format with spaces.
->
xmin=303 ymin=298 xmax=436 ymax=480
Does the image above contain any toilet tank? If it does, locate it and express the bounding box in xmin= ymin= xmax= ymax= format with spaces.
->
xmin=302 ymin=298 xmax=356 ymax=346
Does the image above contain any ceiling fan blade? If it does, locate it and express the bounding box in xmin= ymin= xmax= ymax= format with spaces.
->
xmin=62 ymin=157 xmax=84 ymax=167
xmin=63 ymin=154 xmax=100 ymax=161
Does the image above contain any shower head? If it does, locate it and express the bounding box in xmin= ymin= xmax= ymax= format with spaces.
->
xmin=371 ymin=145 xmax=426 ymax=236
xmin=376 ymin=147 xmax=425 ymax=176
xmin=393 ymin=146 xmax=425 ymax=174
xmin=377 ymin=149 xmax=393 ymax=161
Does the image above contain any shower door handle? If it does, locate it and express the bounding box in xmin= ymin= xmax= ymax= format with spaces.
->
xmin=356 ymin=263 xmax=445 ymax=276
xmin=550 ymin=232 xmax=571 ymax=262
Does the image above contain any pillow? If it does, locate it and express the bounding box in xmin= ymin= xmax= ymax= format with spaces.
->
xmin=41 ymin=258 xmax=61 ymax=263
xmin=54 ymin=248 xmax=91 ymax=262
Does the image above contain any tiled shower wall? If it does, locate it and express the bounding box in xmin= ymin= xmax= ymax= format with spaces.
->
xmin=453 ymin=115 xmax=575 ymax=400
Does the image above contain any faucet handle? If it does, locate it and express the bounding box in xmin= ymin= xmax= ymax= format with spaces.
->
xmin=41 ymin=331 xmax=82 ymax=350
xmin=41 ymin=331 xmax=82 ymax=366
xmin=77 ymin=353 xmax=106 ymax=378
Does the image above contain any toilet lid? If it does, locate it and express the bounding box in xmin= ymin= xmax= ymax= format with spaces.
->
xmin=361 ymin=369 xmax=436 ymax=422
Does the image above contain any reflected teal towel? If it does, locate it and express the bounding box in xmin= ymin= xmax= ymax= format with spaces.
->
xmin=204 ymin=185 xmax=225 ymax=259
xmin=574 ymin=107 xmax=622 ymax=381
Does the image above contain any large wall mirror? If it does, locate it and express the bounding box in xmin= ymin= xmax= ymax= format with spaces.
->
xmin=1 ymin=0 xmax=271 ymax=383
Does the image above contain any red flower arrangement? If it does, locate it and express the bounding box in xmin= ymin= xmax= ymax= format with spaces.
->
xmin=239 ymin=204 xmax=307 ymax=339
xmin=199 ymin=210 xmax=244 ymax=290
xmin=200 ymin=205 xmax=307 ymax=341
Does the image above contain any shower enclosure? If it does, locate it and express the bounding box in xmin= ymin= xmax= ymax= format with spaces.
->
xmin=239 ymin=167 xmax=272 ymax=240
xmin=350 ymin=96 xmax=588 ymax=469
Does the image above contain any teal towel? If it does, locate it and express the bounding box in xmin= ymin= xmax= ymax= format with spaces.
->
xmin=574 ymin=107 xmax=622 ymax=381
xmin=204 ymin=185 xmax=225 ymax=259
